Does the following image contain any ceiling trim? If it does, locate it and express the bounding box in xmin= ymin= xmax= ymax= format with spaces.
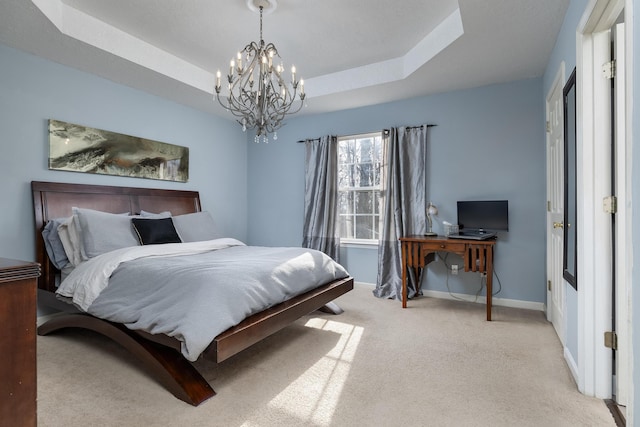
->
xmin=306 ymin=8 xmax=463 ymax=97
xmin=32 ymin=0 xmax=463 ymax=100
xmin=31 ymin=0 xmax=213 ymax=93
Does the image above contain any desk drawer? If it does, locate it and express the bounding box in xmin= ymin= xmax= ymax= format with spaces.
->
xmin=421 ymin=241 xmax=466 ymax=253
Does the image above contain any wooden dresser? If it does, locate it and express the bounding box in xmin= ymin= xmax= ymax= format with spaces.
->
xmin=0 ymin=258 xmax=40 ymax=427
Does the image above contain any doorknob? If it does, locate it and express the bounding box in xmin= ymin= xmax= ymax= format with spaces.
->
xmin=553 ymin=222 xmax=564 ymax=229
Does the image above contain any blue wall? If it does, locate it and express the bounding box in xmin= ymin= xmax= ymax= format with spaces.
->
xmin=247 ymin=79 xmax=547 ymax=303
xmin=0 ymin=43 xmax=249 ymax=263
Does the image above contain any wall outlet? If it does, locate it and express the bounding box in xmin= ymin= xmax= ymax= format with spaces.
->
xmin=451 ymin=264 xmax=459 ymax=275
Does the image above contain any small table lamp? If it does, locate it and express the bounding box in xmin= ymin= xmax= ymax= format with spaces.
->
xmin=425 ymin=202 xmax=438 ymax=236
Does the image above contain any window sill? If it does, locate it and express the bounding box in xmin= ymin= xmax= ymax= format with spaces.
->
xmin=340 ymin=239 xmax=379 ymax=249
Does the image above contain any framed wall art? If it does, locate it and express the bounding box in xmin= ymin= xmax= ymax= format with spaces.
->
xmin=48 ymin=119 xmax=189 ymax=182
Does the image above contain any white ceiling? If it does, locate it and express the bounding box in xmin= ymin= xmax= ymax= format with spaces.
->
xmin=0 ymin=0 xmax=569 ymax=117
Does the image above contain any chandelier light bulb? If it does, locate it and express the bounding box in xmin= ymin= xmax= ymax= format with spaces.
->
xmin=236 ymin=52 xmax=243 ymax=71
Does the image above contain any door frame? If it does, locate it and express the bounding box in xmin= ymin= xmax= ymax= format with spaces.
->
xmin=576 ymin=0 xmax=633 ymax=421
xmin=612 ymin=21 xmax=631 ymax=409
xmin=576 ymin=11 xmax=613 ymax=399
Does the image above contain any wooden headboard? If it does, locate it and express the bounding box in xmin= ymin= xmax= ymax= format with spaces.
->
xmin=31 ymin=181 xmax=202 ymax=292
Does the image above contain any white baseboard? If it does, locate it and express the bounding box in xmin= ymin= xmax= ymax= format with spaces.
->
xmin=564 ymin=346 xmax=579 ymax=386
xmin=354 ymin=281 xmax=375 ymax=287
xmin=355 ymin=281 xmax=545 ymax=312
xmin=422 ymin=289 xmax=544 ymax=311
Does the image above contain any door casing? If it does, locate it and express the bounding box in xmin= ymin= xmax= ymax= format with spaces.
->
xmin=575 ymin=2 xmax=632 ymax=423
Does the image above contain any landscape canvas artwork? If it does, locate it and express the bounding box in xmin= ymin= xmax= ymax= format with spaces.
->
xmin=48 ymin=119 xmax=189 ymax=182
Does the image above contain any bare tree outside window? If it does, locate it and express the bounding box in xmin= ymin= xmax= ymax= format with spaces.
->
xmin=338 ymin=133 xmax=383 ymax=242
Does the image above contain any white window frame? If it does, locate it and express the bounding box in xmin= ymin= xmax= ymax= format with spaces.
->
xmin=337 ymin=132 xmax=383 ymax=246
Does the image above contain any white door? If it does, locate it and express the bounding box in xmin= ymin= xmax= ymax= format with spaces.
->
xmin=545 ymin=66 xmax=565 ymax=343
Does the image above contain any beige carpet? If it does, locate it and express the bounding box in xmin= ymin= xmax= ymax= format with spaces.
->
xmin=37 ymin=283 xmax=615 ymax=427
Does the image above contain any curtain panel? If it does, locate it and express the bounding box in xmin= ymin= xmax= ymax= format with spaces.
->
xmin=302 ymin=135 xmax=341 ymax=261
xmin=373 ymin=126 xmax=428 ymax=300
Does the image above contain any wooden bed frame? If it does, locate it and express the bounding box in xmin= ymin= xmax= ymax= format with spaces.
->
xmin=32 ymin=181 xmax=353 ymax=406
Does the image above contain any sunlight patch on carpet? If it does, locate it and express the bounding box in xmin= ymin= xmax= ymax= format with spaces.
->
xmin=262 ymin=318 xmax=363 ymax=426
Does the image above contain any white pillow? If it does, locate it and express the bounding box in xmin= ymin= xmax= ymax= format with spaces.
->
xmin=139 ymin=210 xmax=172 ymax=218
xmin=72 ymin=208 xmax=139 ymax=258
xmin=172 ymin=211 xmax=219 ymax=242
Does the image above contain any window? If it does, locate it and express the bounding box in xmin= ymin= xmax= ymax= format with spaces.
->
xmin=337 ymin=132 xmax=383 ymax=243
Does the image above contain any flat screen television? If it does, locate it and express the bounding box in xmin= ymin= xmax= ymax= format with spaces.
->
xmin=457 ymin=200 xmax=509 ymax=232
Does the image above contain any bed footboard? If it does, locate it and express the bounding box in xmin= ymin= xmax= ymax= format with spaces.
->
xmin=209 ymin=277 xmax=354 ymax=362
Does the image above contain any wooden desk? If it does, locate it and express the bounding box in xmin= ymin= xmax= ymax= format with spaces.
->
xmin=399 ymin=235 xmax=496 ymax=320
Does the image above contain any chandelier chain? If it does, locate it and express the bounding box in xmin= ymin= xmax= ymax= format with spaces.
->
xmin=259 ymin=6 xmax=263 ymax=42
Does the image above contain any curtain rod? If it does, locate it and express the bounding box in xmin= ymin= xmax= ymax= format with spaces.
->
xmin=296 ymin=124 xmax=436 ymax=143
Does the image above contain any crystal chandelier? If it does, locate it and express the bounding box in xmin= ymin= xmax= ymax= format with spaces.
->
xmin=215 ymin=0 xmax=305 ymax=143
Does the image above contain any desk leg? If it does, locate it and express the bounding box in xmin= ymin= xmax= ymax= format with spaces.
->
xmin=486 ymin=247 xmax=494 ymax=321
xmin=486 ymin=273 xmax=492 ymax=321
xmin=401 ymin=242 xmax=408 ymax=308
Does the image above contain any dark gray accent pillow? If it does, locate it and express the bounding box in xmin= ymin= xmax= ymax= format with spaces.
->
xmin=131 ymin=217 xmax=182 ymax=245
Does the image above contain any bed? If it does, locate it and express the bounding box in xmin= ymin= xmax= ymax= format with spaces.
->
xmin=32 ymin=181 xmax=353 ymax=406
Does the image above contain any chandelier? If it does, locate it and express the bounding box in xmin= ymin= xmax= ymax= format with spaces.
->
xmin=215 ymin=0 xmax=305 ymax=143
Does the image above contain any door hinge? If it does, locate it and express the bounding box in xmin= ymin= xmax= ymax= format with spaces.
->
xmin=604 ymin=331 xmax=618 ymax=350
xmin=547 ymin=280 xmax=551 ymax=291
xmin=603 ymin=60 xmax=616 ymax=79
xmin=546 ymin=120 xmax=550 ymax=132
xmin=603 ymin=195 xmax=617 ymax=214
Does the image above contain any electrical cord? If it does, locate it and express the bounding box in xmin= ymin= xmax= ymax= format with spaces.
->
xmin=436 ymin=252 xmax=502 ymax=301
xmin=491 ymin=265 xmax=502 ymax=296
xmin=438 ymin=252 xmax=483 ymax=303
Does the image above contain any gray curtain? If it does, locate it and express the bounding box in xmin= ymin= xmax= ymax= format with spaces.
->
xmin=302 ymin=135 xmax=340 ymax=261
xmin=373 ymin=126 xmax=428 ymax=299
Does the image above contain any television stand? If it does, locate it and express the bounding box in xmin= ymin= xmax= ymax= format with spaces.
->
xmin=399 ymin=235 xmax=497 ymax=320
